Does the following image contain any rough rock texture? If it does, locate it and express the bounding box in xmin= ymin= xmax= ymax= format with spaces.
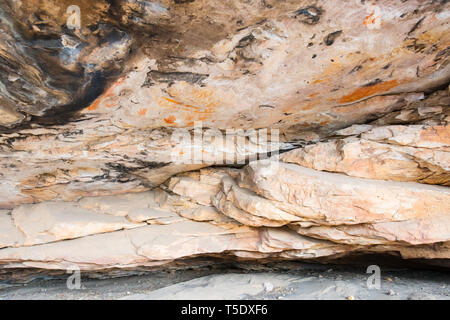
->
xmin=0 ymin=0 xmax=449 ymax=271
xmin=0 ymin=157 xmax=449 ymax=270
xmin=282 ymin=98 xmax=450 ymax=185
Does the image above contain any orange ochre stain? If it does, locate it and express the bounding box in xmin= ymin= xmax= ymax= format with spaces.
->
xmin=363 ymin=12 xmax=376 ymax=25
xmin=138 ymin=108 xmax=147 ymax=116
xmin=420 ymin=126 xmax=450 ymax=144
xmin=87 ymin=98 xmax=101 ymax=111
xmin=161 ymin=97 xmax=214 ymax=114
xmin=105 ymin=99 xmax=118 ymax=108
xmin=164 ymin=115 xmax=176 ymax=124
xmin=339 ymin=80 xmax=399 ymax=104
xmin=301 ymin=102 xmax=316 ymax=111
xmin=312 ymin=79 xmax=325 ymax=84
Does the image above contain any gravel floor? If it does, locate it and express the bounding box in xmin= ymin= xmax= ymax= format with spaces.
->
xmin=0 ymin=262 xmax=449 ymax=300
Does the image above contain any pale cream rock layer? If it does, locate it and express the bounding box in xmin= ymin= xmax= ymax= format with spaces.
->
xmin=282 ymin=124 xmax=450 ymax=185
xmin=0 ymin=159 xmax=448 ymax=270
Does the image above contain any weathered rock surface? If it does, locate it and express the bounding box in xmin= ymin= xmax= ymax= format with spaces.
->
xmin=0 ymin=122 xmax=284 ymax=208
xmin=2 ymin=0 xmax=449 ymax=129
xmin=0 ymin=156 xmax=448 ymax=270
xmin=240 ymin=160 xmax=450 ymax=244
xmin=282 ymin=114 xmax=450 ymax=184
xmin=0 ymin=0 xmax=449 ymax=272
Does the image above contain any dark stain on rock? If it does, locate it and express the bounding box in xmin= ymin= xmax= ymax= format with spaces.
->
xmin=362 ymin=78 xmax=383 ymax=87
xmin=425 ymin=44 xmax=438 ymax=55
xmin=294 ymin=6 xmax=323 ymax=25
xmin=34 ymin=70 xmax=112 ymax=126
xmin=405 ymin=38 xmax=427 ymax=53
xmin=349 ymin=65 xmax=363 ymax=74
xmin=236 ymin=34 xmax=255 ymax=48
xmin=134 ymin=160 xmax=171 ymax=169
xmin=61 ymin=130 xmax=84 ymax=137
xmin=262 ymin=0 xmax=273 ymax=9
xmin=0 ymin=1 xmax=135 ymax=128
xmin=324 ymin=30 xmax=342 ymax=46
xmin=106 ymin=161 xmax=170 ymax=175
xmin=174 ymin=0 xmax=196 ymax=3
xmin=143 ymin=70 xmax=209 ymax=87
xmin=408 ymin=17 xmax=425 ymax=35
xmin=434 ymin=46 xmax=450 ymax=62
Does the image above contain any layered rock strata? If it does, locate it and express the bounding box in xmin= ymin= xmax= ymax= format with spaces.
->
xmin=0 ymin=0 xmax=449 ymax=271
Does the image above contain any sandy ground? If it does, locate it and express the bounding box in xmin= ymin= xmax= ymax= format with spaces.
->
xmin=0 ymin=262 xmax=449 ymax=300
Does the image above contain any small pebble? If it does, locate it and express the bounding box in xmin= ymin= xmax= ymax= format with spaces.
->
xmin=347 ymin=296 xmax=355 ymax=300
xmin=385 ymin=277 xmax=393 ymax=282
xmin=387 ymin=290 xmax=395 ymax=296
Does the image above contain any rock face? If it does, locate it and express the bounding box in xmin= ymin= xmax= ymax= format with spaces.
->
xmin=282 ymin=121 xmax=450 ymax=185
xmin=0 ymin=0 xmax=449 ymax=271
xmin=0 ymin=160 xmax=449 ymax=270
